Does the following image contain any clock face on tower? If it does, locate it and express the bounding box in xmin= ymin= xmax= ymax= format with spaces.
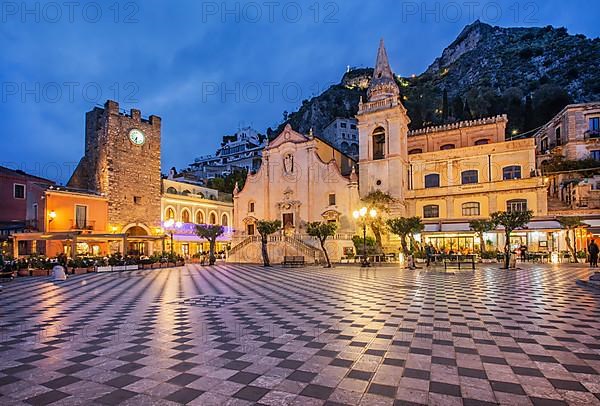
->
xmin=129 ymin=128 xmax=146 ymax=145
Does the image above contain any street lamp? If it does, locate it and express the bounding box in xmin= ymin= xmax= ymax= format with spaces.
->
xmin=164 ymin=219 xmax=182 ymax=255
xmin=353 ymin=207 xmax=377 ymax=267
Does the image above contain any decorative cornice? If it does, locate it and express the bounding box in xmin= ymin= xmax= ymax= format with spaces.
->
xmin=407 ymin=114 xmax=507 ymax=137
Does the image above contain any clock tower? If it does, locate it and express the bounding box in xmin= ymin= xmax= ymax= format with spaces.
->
xmin=68 ymin=100 xmax=162 ymax=235
xmin=356 ymin=39 xmax=411 ymax=216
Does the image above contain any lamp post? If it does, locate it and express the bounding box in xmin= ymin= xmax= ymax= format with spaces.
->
xmin=163 ymin=219 xmax=182 ymax=255
xmin=353 ymin=207 xmax=377 ymax=267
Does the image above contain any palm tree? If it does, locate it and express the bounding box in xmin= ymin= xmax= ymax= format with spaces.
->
xmin=195 ymin=224 xmax=225 ymax=265
xmin=557 ymin=216 xmax=584 ymax=263
xmin=306 ymin=221 xmax=338 ymax=268
xmin=256 ymin=220 xmax=281 ymax=267
xmin=490 ymin=210 xmax=533 ymax=269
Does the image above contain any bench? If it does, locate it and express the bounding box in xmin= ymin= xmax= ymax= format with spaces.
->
xmin=283 ymin=256 xmax=305 ymax=267
xmin=443 ymin=256 xmax=475 ymax=271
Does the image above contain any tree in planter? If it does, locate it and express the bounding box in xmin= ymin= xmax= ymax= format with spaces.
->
xmin=557 ymin=216 xmax=584 ymax=263
xmin=306 ymin=222 xmax=338 ymax=268
xmin=362 ymin=190 xmax=395 ymax=253
xmin=386 ymin=217 xmax=424 ymax=256
xmin=195 ymin=224 xmax=225 ymax=265
xmin=469 ymin=219 xmax=496 ymax=254
xmin=490 ymin=210 xmax=533 ymax=269
xmin=256 ymin=220 xmax=281 ymax=267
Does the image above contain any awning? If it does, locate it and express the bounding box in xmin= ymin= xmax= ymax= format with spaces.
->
xmin=173 ymin=234 xmax=232 ymax=243
xmin=526 ymin=220 xmax=562 ymax=230
xmin=441 ymin=223 xmax=471 ymax=232
xmin=423 ymin=224 xmax=440 ymax=232
xmin=583 ymin=219 xmax=600 ymax=227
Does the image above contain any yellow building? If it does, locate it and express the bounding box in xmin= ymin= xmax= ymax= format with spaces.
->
xmin=356 ymin=40 xmax=550 ymax=254
xmin=161 ymin=179 xmax=233 ymax=257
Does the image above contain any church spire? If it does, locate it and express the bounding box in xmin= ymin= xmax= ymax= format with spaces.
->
xmin=367 ymin=38 xmax=400 ymax=102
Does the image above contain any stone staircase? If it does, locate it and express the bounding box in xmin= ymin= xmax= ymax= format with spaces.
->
xmin=227 ymin=233 xmax=324 ymax=264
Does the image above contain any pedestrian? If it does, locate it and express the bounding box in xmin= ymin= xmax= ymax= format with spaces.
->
xmin=425 ymin=243 xmax=432 ymax=267
xmin=588 ymin=240 xmax=599 ymax=268
xmin=520 ymin=245 xmax=528 ymax=262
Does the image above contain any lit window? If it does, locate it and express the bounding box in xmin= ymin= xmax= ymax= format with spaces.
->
xmin=221 ymin=214 xmax=228 ymax=226
xmin=195 ymin=211 xmax=204 ymax=224
xmin=424 ymin=174 xmax=440 ymax=188
xmin=181 ymin=210 xmax=190 ymax=223
xmin=461 ymin=170 xmax=478 ymax=185
xmin=210 ymin=213 xmax=217 ymax=224
xmin=507 ymin=199 xmax=527 ymax=213
xmin=423 ymin=205 xmax=439 ymax=218
xmin=165 ymin=208 xmax=175 ymax=220
xmin=503 ymin=165 xmax=522 ymax=180
xmin=462 ymin=202 xmax=480 ymax=216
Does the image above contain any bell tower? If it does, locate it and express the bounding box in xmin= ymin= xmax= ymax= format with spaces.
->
xmin=356 ymin=39 xmax=410 ymax=215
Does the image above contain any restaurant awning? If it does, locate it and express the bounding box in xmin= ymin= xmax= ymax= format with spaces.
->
xmin=423 ymin=224 xmax=440 ymax=232
xmin=525 ymin=220 xmax=562 ymax=230
xmin=441 ymin=223 xmax=471 ymax=232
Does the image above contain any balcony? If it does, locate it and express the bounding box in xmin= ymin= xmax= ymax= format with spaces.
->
xmin=70 ymin=220 xmax=96 ymax=231
xmin=584 ymin=129 xmax=600 ymax=140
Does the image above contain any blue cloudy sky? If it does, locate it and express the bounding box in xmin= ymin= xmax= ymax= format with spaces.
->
xmin=1 ymin=0 xmax=599 ymax=183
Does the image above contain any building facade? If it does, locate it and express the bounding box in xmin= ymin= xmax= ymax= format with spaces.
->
xmin=188 ymin=126 xmax=266 ymax=180
xmin=321 ymin=118 xmax=359 ymax=159
xmin=229 ymin=125 xmax=359 ymax=263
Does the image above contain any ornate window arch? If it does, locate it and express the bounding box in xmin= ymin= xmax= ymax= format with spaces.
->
xmin=440 ymin=144 xmax=455 ymax=150
xmin=181 ymin=208 xmax=191 ymax=223
xmin=409 ymin=148 xmax=423 ymax=155
xmin=474 ymin=139 xmax=489 ymax=145
xmin=166 ymin=187 xmax=178 ymax=194
xmin=195 ymin=210 xmax=205 ymax=224
xmin=209 ymin=211 xmax=217 ymax=225
xmin=165 ymin=207 xmax=175 ymax=220
xmin=221 ymin=213 xmax=229 ymax=227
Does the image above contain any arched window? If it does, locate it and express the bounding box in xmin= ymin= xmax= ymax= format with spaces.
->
xmin=165 ymin=207 xmax=175 ymax=220
xmin=248 ymin=201 xmax=255 ymax=213
xmin=182 ymin=190 xmax=191 ymax=196
xmin=474 ymin=139 xmax=489 ymax=145
xmin=221 ymin=214 xmax=229 ymax=227
xmin=503 ymin=165 xmax=522 ymax=180
xmin=440 ymin=144 xmax=455 ymax=150
xmin=341 ymin=141 xmax=349 ymax=153
xmin=461 ymin=170 xmax=478 ymax=184
xmin=372 ymin=127 xmax=386 ymax=160
xmin=424 ymin=174 xmax=440 ymax=188
xmin=166 ymin=187 xmax=177 ymax=194
xmin=507 ymin=199 xmax=528 ymax=213
xmin=195 ymin=211 xmax=204 ymax=224
xmin=423 ymin=205 xmax=439 ymax=218
xmin=350 ymin=143 xmax=359 ymax=156
xmin=462 ymin=202 xmax=480 ymax=216
xmin=210 ymin=212 xmax=217 ymax=224
xmin=409 ymin=148 xmax=423 ymax=155
xmin=181 ymin=209 xmax=190 ymax=223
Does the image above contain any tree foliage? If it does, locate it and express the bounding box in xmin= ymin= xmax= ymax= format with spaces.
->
xmin=469 ymin=219 xmax=496 ymax=253
xmin=490 ymin=210 xmax=533 ymax=269
xmin=195 ymin=224 xmax=225 ymax=265
xmin=256 ymin=220 xmax=281 ymax=267
xmin=386 ymin=217 xmax=424 ymax=255
xmin=306 ymin=221 xmax=338 ymax=268
xmin=557 ymin=216 xmax=585 ymax=263
xmin=362 ymin=190 xmax=395 ymax=253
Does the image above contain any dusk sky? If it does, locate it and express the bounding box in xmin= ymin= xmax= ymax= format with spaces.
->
xmin=2 ymin=0 xmax=599 ymax=184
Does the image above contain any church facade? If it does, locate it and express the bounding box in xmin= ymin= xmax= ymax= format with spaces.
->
xmin=229 ymin=125 xmax=360 ymax=263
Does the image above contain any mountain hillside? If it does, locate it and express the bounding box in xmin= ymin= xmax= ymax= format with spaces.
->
xmin=269 ymin=21 xmax=600 ymax=139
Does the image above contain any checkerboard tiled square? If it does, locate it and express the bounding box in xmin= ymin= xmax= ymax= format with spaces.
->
xmin=1 ymin=263 xmax=599 ymax=405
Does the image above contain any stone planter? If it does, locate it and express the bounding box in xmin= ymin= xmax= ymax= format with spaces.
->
xmin=31 ymin=269 xmax=49 ymax=277
xmin=160 ymin=263 xmax=168 ymax=268
xmin=73 ymin=267 xmax=88 ymax=275
xmin=176 ymin=261 xmax=184 ymax=267
xmin=142 ymin=264 xmax=153 ymax=270
xmin=167 ymin=262 xmax=176 ymax=267
xmin=17 ymin=269 xmax=30 ymax=277
xmin=151 ymin=263 xmax=160 ymax=269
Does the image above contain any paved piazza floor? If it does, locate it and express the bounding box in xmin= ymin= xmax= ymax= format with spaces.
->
xmin=1 ymin=264 xmax=600 ymax=406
